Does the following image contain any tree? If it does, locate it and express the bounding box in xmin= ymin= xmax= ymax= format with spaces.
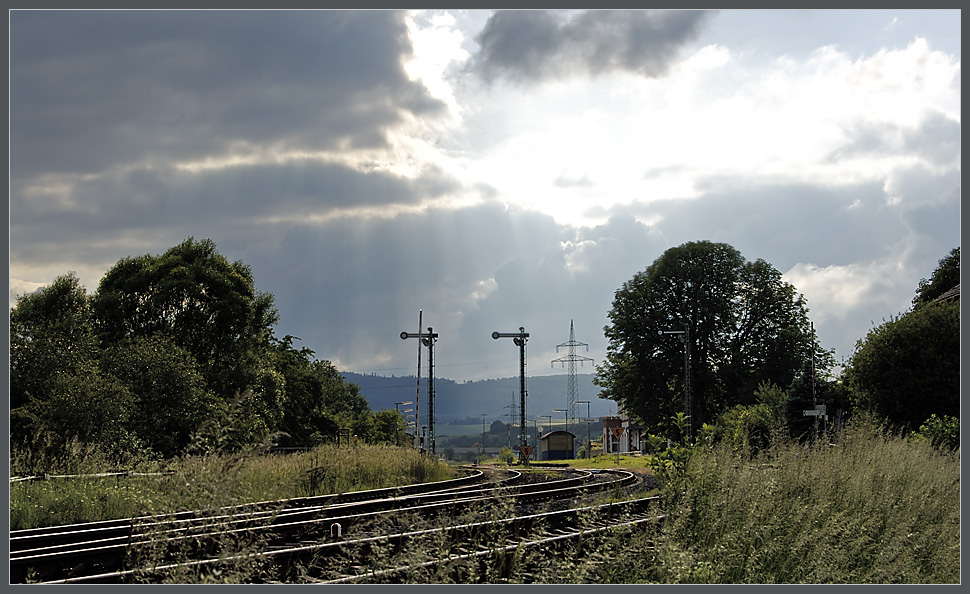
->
xmin=91 ymin=237 xmax=279 ymax=401
xmin=272 ymin=335 xmax=338 ymax=447
xmin=11 ymin=239 xmax=376 ymax=459
xmin=843 ymin=248 xmax=960 ymax=433
xmin=595 ymin=241 xmax=820 ymax=437
xmin=913 ymin=247 xmax=959 ymax=309
xmin=843 ymin=300 xmax=959 ymax=433
xmin=10 ymin=273 xmax=137 ymax=456
xmin=100 ymin=335 xmax=219 ymax=458
xmin=372 ymin=409 xmax=406 ymax=445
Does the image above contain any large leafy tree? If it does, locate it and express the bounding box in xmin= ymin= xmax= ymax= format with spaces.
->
xmin=11 ymin=238 xmax=379 ymax=460
xmin=595 ymin=241 xmax=821 ymax=437
xmin=91 ymin=237 xmax=279 ymax=401
xmin=844 ymin=249 xmax=960 ymax=432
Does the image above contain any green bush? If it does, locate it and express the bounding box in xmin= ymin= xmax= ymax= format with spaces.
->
xmin=910 ymin=414 xmax=959 ymax=453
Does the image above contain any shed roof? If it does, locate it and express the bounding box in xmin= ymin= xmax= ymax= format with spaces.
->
xmin=539 ymin=430 xmax=576 ymax=440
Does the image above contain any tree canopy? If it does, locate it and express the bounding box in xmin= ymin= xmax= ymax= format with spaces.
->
xmin=595 ymin=241 xmax=824 ymax=437
xmin=912 ymin=247 xmax=959 ymax=309
xmin=91 ymin=237 xmax=279 ymax=400
xmin=844 ymin=247 xmax=960 ymax=432
xmin=10 ymin=238 xmax=401 ymax=468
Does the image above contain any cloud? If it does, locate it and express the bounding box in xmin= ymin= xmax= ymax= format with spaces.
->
xmin=228 ymin=204 xmax=674 ymax=381
xmin=10 ymin=11 xmax=443 ymax=180
xmin=469 ymin=10 xmax=712 ymax=83
xmin=9 ymin=9 xmax=959 ymax=387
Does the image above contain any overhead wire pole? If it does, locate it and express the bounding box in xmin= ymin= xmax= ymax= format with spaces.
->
xmin=551 ymin=319 xmax=594 ymax=439
xmin=414 ymin=310 xmax=422 ymax=449
xmin=401 ymin=323 xmax=438 ymax=454
xmin=492 ymin=327 xmax=530 ymax=464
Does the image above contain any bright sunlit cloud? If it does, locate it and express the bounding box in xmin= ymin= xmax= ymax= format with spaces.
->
xmin=9 ymin=9 xmax=960 ymax=384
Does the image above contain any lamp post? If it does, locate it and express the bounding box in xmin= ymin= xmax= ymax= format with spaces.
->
xmin=553 ymin=408 xmax=568 ymax=432
xmin=575 ymin=400 xmax=591 ymax=458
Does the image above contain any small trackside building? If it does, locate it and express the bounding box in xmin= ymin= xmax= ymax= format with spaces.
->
xmin=539 ymin=430 xmax=576 ymax=460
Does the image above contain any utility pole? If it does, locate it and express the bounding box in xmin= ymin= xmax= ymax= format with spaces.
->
xmin=660 ymin=324 xmax=692 ymax=441
xmin=493 ymin=327 xmax=530 ymax=463
xmin=552 ymin=320 xmax=594 ymax=437
xmin=576 ymin=400 xmax=591 ymax=458
xmin=401 ymin=325 xmax=439 ymax=454
xmin=394 ymin=401 xmax=412 ymax=447
xmin=481 ymin=413 xmax=487 ymax=461
xmin=504 ymin=394 xmax=517 ymax=449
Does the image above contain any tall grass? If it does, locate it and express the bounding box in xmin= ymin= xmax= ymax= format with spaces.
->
xmin=11 ymin=422 xmax=959 ymax=583
xmin=609 ymin=421 xmax=961 ymax=584
xmin=9 ymin=444 xmax=455 ymax=531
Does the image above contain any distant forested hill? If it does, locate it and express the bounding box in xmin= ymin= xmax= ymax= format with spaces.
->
xmin=341 ymin=372 xmax=616 ymax=424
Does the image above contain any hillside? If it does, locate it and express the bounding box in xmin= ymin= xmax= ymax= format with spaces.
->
xmin=341 ymin=372 xmax=617 ymax=424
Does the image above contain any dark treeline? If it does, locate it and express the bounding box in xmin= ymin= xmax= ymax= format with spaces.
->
xmin=10 ymin=238 xmax=405 ymax=471
xmin=9 ymin=238 xmax=959 ymax=472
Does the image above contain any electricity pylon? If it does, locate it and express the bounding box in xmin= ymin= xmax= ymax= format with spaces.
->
xmin=551 ymin=320 xmax=593 ymax=436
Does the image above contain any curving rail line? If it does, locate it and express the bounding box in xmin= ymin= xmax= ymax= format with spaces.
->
xmin=13 ymin=466 xmax=646 ymax=584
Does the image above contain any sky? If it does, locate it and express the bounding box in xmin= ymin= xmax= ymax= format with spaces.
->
xmin=8 ymin=9 xmax=962 ymax=388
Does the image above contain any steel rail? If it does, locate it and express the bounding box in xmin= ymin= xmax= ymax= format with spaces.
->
xmin=11 ymin=466 xmax=506 ymax=555
xmin=18 ymin=464 xmax=633 ymax=582
xmin=321 ymin=498 xmax=666 ymax=584
xmin=50 ymin=492 xmax=660 ymax=584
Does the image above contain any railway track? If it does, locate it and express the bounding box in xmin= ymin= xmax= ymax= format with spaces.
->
xmin=12 ymin=466 xmax=654 ymax=584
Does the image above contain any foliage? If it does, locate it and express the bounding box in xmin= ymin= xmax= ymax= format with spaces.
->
xmin=91 ymin=237 xmax=279 ymax=400
xmin=912 ymin=247 xmax=959 ymax=309
xmin=843 ymin=300 xmax=959 ymax=433
xmin=9 ymin=238 xmax=383 ymax=464
xmin=100 ymin=335 xmax=219 ymax=458
xmin=596 ymin=241 xmax=821 ymax=437
xmin=10 ymin=273 xmax=141 ymax=455
xmin=910 ymin=414 xmax=960 ymax=453
xmin=842 ymin=247 xmax=959 ymax=434
xmin=714 ymin=381 xmax=788 ymax=456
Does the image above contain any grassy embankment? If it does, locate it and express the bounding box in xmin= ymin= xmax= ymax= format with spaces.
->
xmin=9 ymin=420 xmax=960 ymax=583
xmin=9 ymin=443 xmax=455 ymax=531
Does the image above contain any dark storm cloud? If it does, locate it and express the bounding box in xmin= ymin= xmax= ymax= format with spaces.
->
xmin=469 ymin=9 xmax=713 ymax=83
xmin=10 ymin=10 xmax=442 ymax=179
xmin=9 ymin=158 xmax=463 ymax=278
